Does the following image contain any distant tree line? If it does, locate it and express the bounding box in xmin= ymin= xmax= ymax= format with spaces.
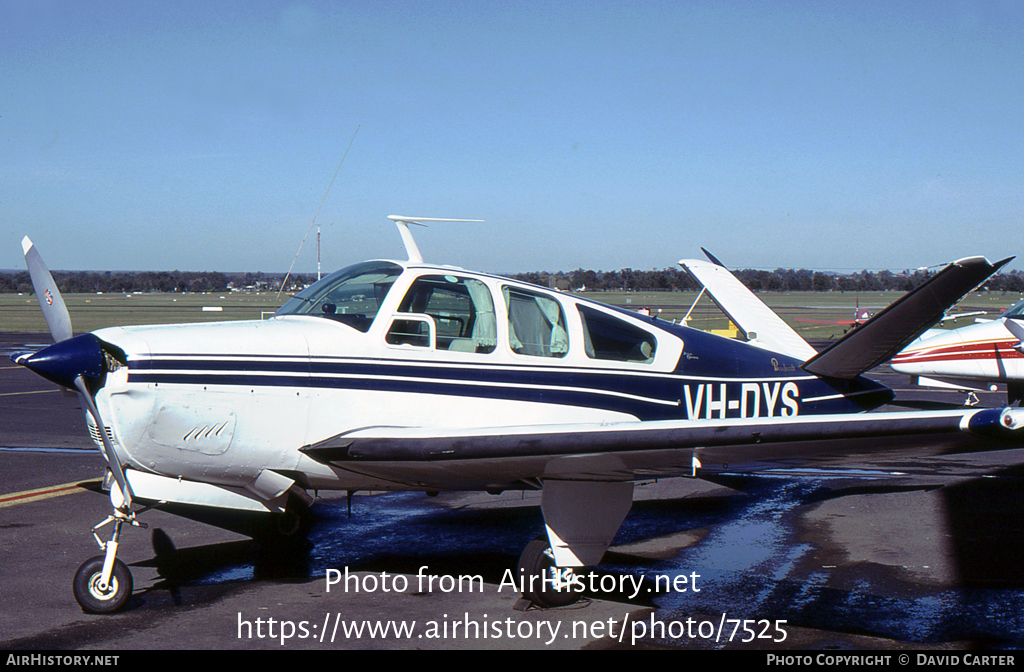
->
xmin=510 ymin=266 xmax=1024 ymax=294
xmin=0 ymin=270 xmax=316 ymax=294
xmin=3 ymin=266 xmax=1024 ymax=295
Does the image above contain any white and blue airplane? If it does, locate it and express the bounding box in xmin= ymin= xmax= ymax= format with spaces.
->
xmin=11 ymin=218 xmax=1024 ymax=613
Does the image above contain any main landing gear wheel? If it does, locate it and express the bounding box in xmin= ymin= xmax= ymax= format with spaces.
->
xmin=255 ymin=500 xmax=313 ymax=551
xmin=275 ymin=506 xmax=310 ymax=538
xmin=517 ymin=537 xmax=581 ymax=608
xmin=73 ymin=555 xmax=133 ymax=614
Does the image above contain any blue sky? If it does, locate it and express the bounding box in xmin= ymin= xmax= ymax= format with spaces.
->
xmin=2 ymin=1 xmax=1022 ymax=274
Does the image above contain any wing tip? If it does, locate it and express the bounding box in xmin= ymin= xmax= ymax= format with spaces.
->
xmin=21 ymin=236 xmax=33 ymax=256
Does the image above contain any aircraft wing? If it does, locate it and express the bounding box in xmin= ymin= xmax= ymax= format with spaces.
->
xmin=300 ymin=407 xmax=1024 ymax=488
xmin=678 ymin=257 xmax=818 ymax=361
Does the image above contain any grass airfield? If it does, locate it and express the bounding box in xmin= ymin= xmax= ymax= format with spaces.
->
xmin=1 ymin=291 xmax=284 ymax=333
xmin=0 ymin=288 xmax=1018 ymax=338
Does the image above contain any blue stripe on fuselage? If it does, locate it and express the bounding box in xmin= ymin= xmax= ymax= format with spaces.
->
xmin=127 ymin=346 xmax=890 ymax=421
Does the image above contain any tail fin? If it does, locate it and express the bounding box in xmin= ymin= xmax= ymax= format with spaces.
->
xmin=803 ymin=255 xmax=1013 ymax=379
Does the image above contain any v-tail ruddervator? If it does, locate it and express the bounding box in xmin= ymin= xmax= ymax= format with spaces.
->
xmin=11 ymin=219 xmax=1024 ymax=613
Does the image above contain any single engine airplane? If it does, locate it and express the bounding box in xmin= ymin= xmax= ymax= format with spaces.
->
xmin=892 ymin=300 xmax=1024 ymax=405
xmin=11 ymin=219 xmax=1024 ymax=614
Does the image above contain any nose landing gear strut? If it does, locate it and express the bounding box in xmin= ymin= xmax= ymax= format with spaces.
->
xmin=73 ymin=491 xmax=148 ymax=614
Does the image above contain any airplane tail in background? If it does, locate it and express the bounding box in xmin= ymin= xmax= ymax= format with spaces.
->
xmin=802 ymin=255 xmax=1014 ymax=379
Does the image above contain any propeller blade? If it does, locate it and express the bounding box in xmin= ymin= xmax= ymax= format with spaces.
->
xmin=22 ymin=237 xmax=73 ymax=343
xmin=73 ymin=375 xmax=133 ymax=508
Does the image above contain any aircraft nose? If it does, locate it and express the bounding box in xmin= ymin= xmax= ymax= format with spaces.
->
xmin=12 ymin=333 xmax=109 ymax=390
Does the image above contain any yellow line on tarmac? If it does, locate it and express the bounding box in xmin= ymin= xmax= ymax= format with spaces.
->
xmin=0 ymin=479 xmax=101 ymax=509
xmin=0 ymin=389 xmax=61 ymax=397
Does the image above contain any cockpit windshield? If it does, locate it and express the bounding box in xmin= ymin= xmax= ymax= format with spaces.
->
xmin=275 ymin=261 xmax=404 ymax=332
xmin=1003 ymin=300 xmax=1024 ymax=320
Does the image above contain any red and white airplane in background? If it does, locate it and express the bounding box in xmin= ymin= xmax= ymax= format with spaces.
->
xmin=891 ymin=299 xmax=1024 ymax=405
xmin=793 ymin=300 xmax=872 ymax=329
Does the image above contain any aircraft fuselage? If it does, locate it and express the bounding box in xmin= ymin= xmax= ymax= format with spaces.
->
xmin=892 ymin=320 xmax=1024 ymax=384
xmin=80 ymin=261 xmax=891 ymax=493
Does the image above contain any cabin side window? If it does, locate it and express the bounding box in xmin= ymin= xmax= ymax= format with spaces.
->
xmin=502 ymin=286 xmax=568 ymax=358
xmin=387 ymin=275 xmax=497 ymax=353
xmin=384 ymin=317 xmax=433 ymax=348
xmin=577 ymin=305 xmax=656 ymax=363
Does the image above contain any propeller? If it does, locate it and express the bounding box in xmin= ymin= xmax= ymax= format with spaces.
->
xmin=12 ymin=238 xmax=134 ymax=508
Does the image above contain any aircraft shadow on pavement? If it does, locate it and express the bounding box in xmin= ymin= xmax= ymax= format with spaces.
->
xmin=784 ymin=470 xmax=1024 ymax=589
xmin=942 ymin=467 xmax=1024 ymax=588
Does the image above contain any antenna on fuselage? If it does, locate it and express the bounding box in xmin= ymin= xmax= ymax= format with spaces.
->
xmin=386 ymin=216 xmax=484 ymax=263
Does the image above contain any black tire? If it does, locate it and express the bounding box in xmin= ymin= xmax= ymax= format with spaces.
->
xmin=73 ymin=555 xmax=133 ymax=614
xmin=275 ymin=507 xmax=310 ymax=538
xmin=255 ymin=503 xmax=313 ymax=552
xmin=517 ymin=537 xmax=581 ymax=608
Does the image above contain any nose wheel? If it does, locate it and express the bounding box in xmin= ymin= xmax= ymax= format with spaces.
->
xmin=73 ymin=555 xmax=133 ymax=614
xmin=72 ymin=493 xmax=148 ymax=614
